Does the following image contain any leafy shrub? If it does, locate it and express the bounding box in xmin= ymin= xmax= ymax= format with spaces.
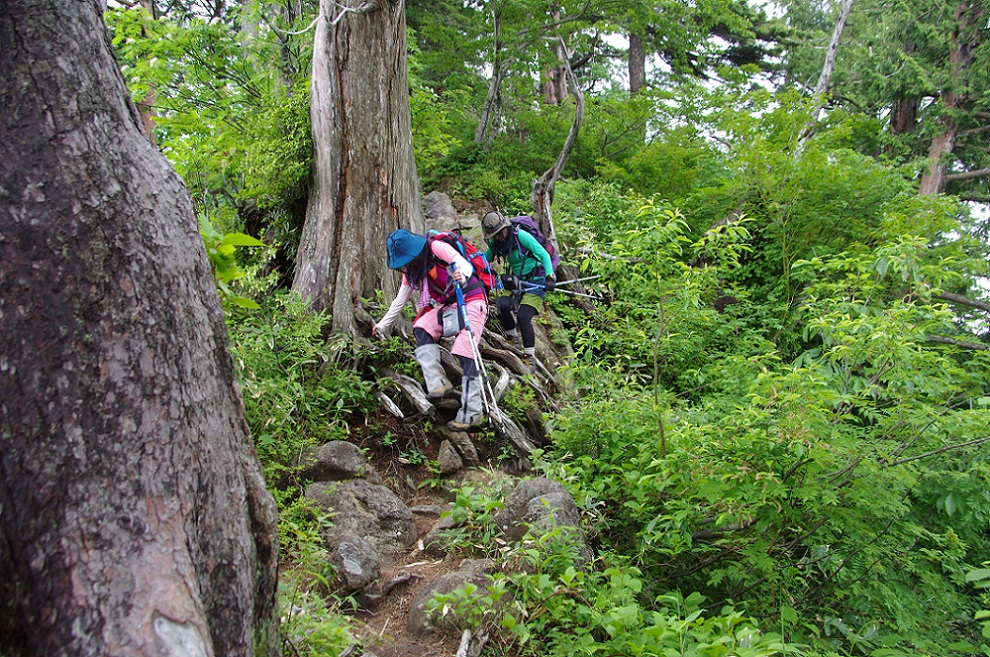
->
xmin=227 ymin=293 xmax=375 ymax=484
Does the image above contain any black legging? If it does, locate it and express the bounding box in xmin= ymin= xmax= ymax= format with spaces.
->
xmin=497 ymin=296 xmax=538 ymax=349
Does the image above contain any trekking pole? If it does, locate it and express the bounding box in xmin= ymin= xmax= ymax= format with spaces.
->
xmin=454 ymin=281 xmax=507 ymax=430
xmin=519 ymin=281 xmax=603 ymax=301
xmin=553 ymin=274 xmax=602 ymax=287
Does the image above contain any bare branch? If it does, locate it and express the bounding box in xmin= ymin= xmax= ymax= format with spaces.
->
xmin=926 ymin=334 xmax=989 ymax=350
xmin=945 ymin=167 xmax=990 ymax=182
xmin=691 ymin=517 xmax=757 ymax=541
xmin=887 ymin=436 xmax=990 ymax=467
xmin=959 ymin=124 xmax=990 ymax=138
xmin=935 ymin=291 xmax=990 ymax=313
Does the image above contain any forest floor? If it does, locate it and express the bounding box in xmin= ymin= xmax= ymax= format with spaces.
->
xmin=345 ymin=421 xmax=505 ymax=657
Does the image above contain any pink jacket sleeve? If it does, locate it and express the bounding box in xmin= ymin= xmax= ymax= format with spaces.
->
xmin=430 ymin=240 xmax=472 ymax=279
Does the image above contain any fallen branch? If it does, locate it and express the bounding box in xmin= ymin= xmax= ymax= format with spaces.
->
xmin=456 ymin=628 xmax=490 ymax=657
xmin=491 ymin=362 xmax=512 ymax=402
xmin=374 ymin=390 xmax=404 ymax=419
xmin=456 ymin=629 xmax=472 ymax=657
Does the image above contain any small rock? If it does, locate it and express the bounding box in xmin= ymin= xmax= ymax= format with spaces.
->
xmin=306 ymin=479 xmax=416 ymax=555
xmin=438 ymin=440 xmax=464 ymax=474
xmin=298 ymin=440 xmax=382 ymax=484
xmin=332 ymin=538 xmax=381 ymax=591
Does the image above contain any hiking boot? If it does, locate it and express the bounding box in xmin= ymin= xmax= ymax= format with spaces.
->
xmin=447 ymin=376 xmax=487 ymax=432
xmin=522 ymin=348 xmax=537 ymax=374
xmin=414 ymin=344 xmax=454 ymax=400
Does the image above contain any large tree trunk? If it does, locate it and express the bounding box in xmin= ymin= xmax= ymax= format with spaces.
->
xmin=919 ymin=1 xmax=980 ymax=195
xmin=890 ymin=96 xmax=918 ymax=135
xmin=0 ymin=3 xmax=279 ymax=657
xmin=628 ymin=31 xmax=646 ymax=94
xmin=293 ymin=0 xmax=422 ymax=333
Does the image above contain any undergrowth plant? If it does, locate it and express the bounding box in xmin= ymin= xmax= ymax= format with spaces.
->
xmin=547 ymin=222 xmax=990 ymax=655
xmin=227 ymin=292 xmax=376 ymax=485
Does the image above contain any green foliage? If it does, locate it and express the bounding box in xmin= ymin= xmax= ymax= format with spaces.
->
xmin=437 ymin=484 xmax=508 ymax=556
xmin=280 ymin=570 xmax=356 ymax=657
xmin=427 ymin=578 xmax=508 ymax=633
xmin=967 ymin=565 xmax=990 ymax=654
xmin=500 ymin=552 xmax=796 ymax=656
xmin=107 ymin=7 xmax=312 ymax=243
xmin=227 ymin=293 xmax=375 ymax=484
xmin=547 ymin=212 xmax=990 ymax=654
xmin=101 ymin=4 xmax=990 ymax=655
xmin=199 ymin=212 xmax=265 ymax=309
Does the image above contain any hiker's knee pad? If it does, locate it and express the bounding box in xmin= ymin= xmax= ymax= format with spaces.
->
xmin=518 ymin=304 xmax=537 ymax=347
xmin=414 ymin=327 xmax=435 ymax=347
xmin=458 ymin=355 xmax=478 ymax=380
xmin=497 ymin=296 xmax=516 ymax=328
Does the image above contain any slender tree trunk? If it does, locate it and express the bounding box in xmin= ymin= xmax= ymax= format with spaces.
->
xmin=476 ymin=56 xmax=513 ymax=147
xmin=919 ymin=0 xmax=980 ymax=195
xmin=889 ymin=41 xmax=918 ymax=136
xmin=136 ymin=0 xmax=158 ymax=144
xmin=475 ymin=9 xmax=511 ymax=147
xmin=541 ymin=11 xmax=567 ymax=105
xmin=293 ymin=0 xmax=423 ymax=333
xmin=796 ymin=0 xmax=855 ymax=155
xmin=532 ymin=37 xmax=583 ymax=249
xmin=628 ymin=31 xmax=646 ymax=94
xmin=0 ymin=3 xmax=279 ymax=657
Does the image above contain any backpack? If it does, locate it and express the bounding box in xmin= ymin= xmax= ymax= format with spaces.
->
xmin=494 ymin=216 xmax=561 ymax=275
xmin=428 ymin=229 xmax=497 ymax=292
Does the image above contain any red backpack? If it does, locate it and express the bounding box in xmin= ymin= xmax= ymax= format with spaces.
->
xmin=428 ymin=230 xmax=497 ymax=292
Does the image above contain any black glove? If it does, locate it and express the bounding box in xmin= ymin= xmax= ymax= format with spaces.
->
xmin=501 ymin=274 xmax=521 ymax=291
xmin=544 ymin=276 xmax=555 ymax=292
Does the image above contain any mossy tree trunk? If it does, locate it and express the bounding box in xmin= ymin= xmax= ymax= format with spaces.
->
xmin=0 ymin=2 xmax=279 ymax=656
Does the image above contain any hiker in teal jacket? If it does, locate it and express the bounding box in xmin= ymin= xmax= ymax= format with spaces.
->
xmin=481 ymin=211 xmax=556 ymax=372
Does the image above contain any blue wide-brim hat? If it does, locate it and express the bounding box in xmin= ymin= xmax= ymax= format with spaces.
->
xmin=386 ymin=229 xmax=428 ymax=270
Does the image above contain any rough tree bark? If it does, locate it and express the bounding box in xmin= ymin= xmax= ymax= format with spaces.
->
xmin=292 ymin=0 xmax=423 ymax=333
xmin=918 ymin=1 xmax=981 ymax=195
xmin=0 ymin=3 xmax=279 ymax=656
